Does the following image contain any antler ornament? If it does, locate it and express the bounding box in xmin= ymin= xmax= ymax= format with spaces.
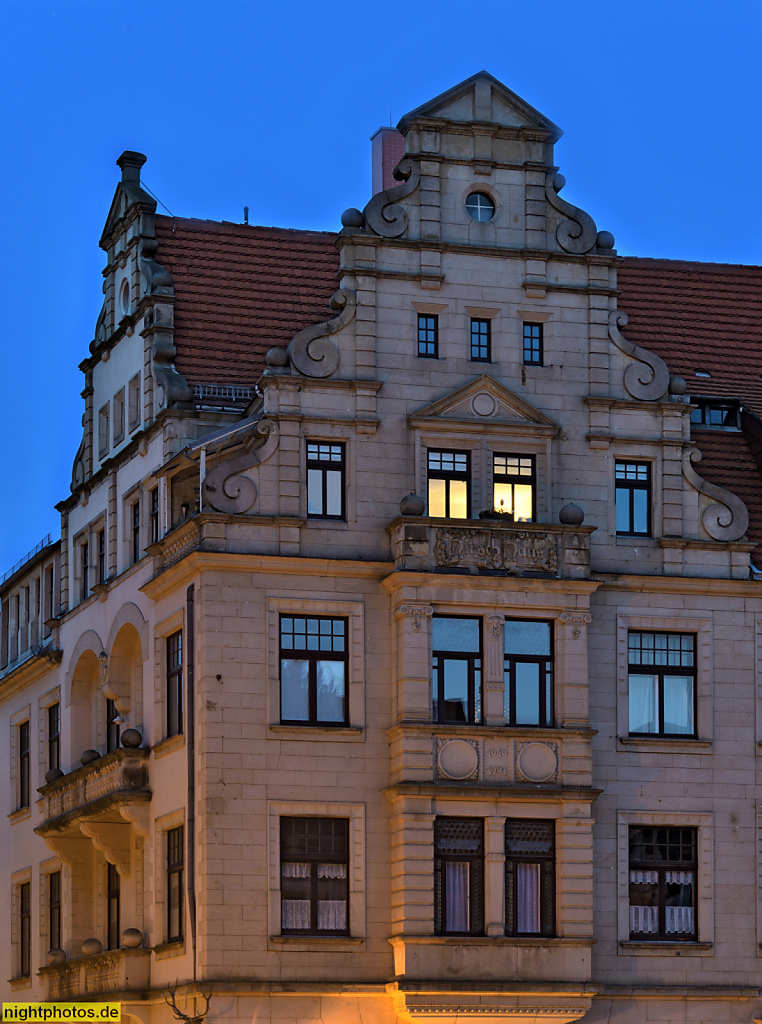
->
xmin=165 ymin=983 xmax=212 ymax=1024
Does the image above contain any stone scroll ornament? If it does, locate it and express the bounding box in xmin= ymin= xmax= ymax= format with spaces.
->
xmin=202 ymin=418 xmax=279 ymax=515
xmin=545 ymin=172 xmax=614 ymax=254
xmin=362 ymin=158 xmax=421 ymax=238
xmin=287 ymin=289 xmax=356 ymax=378
xmin=682 ymin=447 xmax=749 ymax=542
xmin=608 ymin=310 xmax=670 ymax=402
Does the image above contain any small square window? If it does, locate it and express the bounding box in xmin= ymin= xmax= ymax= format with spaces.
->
xmin=523 ymin=323 xmax=543 ymax=366
xmin=470 ymin=319 xmax=491 ymax=361
xmin=306 ymin=442 xmax=345 ymax=519
xmin=418 ymin=315 xmax=438 ymax=358
xmin=615 ymin=461 xmax=651 ymax=536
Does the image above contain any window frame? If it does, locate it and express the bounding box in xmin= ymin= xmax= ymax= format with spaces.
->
xmin=106 ymin=697 xmax=121 ymax=753
xmin=18 ymin=720 xmax=30 ymax=809
xmin=523 ymin=322 xmax=544 ymax=366
xmin=131 ymin=499 xmax=141 ymax=564
xmin=166 ymin=631 xmax=183 ymax=739
xmin=427 ymin=448 xmax=471 ymax=519
xmin=470 ymin=318 xmax=491 ymax=362
xmin=417 ymin=314 xmax=439 ymax=358
xmin=97 ymin=528 xmax=106 ymax=585
xmin=279 ymin=816 xmax=350 ymax=936
xmin=627 ymin=630 xmax=697 ymax=738
xmin=150 ymin=488 xmax=160 ymax=544
xmin=628 ymin=825 xmax=697 ymax=942
xmin=48 ymin=702 xmax=60 ymax=773
xmin=19 ymin=880 xmax=31 ymax=978
xmin=503 ymin=619 xmax=554 ymax=728
xmin=615 ymin=460 xmax=652 ymax=537
xmin=167 ymin=825 xmax=184 ymax=943
xmin=431 ymin=615 xmax=482 ymax=726
xmin=279 ymin=616 xmax=348 ymax=726
xmin=492 ymin=453 xmax=536 ymax=522
xmin=81 ymin=539 xmax=90 ymax=602
xmin=49 ymin=869 xmax=61 ymax=952
xmin=504 ymin=818 xmax=555 ymax=937
xmin=433 ymin=816 xmax=484 ymax=936
xmin=306 ymin=441 xmax=346 ymax=521
xmin=106 ymin=861 xmax=121 ymax=950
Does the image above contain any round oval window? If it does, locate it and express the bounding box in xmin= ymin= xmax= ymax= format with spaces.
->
xmin=465 ymin=191 xmax=496 ymax=222
xmin=120 ymin=279 xmax=130 ymax=314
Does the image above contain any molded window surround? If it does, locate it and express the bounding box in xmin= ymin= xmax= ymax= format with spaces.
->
xmin=617 ymin=810 xmax=713 ymax=954
xmin=10 ymin=868 xmax=32 ymax=986
xmin=9 ymin=706 xmax=32 ymax=820
xmin=616 ymin=613 xmax=712 ymax=750
xmin=267 ymin=801 xmax=365 ymax=948
xmin=152 ymin=611 xmax=185 ymax=755
xmin=267 ymin=598 xmax=365 ymax=738
xmin=154 ymin=809 xmax=186 ymax=954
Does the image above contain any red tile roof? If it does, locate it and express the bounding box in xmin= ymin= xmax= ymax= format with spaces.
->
xmin=154 ymin=216 xmax=340 ymax=388
xmin=617 ymin=257 xmax=762 ymax=416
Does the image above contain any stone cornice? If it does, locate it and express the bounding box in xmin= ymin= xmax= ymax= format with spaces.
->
xmin=384 ymin=782 xmax=602 ymax=802
xmin=593 ymin=572 xmax=761 ymax=595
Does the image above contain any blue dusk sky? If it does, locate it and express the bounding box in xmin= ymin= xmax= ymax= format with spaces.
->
xmin=0 ymin=0 xmax=760 ymax=571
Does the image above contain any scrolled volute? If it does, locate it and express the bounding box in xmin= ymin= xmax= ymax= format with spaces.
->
xmin=682 ymin=447 xmax=749 ymax=543
xmin=545 ymin=173 xmax=598 ymax=254
xmin=287 ymin=289 xmax=355 ymax=378
xmin=362 ymin=158 xmax=421 ymax=239
xmin=608 ymin=310 xmax=670 ymax=401
xmin=202 ymin=419 xmax=280 ymax=515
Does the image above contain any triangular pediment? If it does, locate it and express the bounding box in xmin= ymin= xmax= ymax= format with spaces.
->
xmin=100 ymin=181 xmax=156 ymax=246
xmin=398 ymin=71 xmax=562 ymax=142
xmin=409 ymin=376 xmax=559 ymax=431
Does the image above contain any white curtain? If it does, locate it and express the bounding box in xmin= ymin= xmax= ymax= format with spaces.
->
xmin=629 ymin=905 xmax=658 ymax=934
xmin=629 ymin=870 xmax=658 ymax=884
xmin=516 ymin=862 xmax=541 ymax=933
xmin=445 ymin=861 xmax=470 ymax=932
xmin=666 ymin=906 xmax=694 ymax=934
xmin=628 ymin=674 xmax=657 ymax=732
xmin=665 ymin=870 xmax=693 ymax=885
xmin=318 ymin=863 xmax=346 ymax=879
xmin=282 ymin=862 xmax=310 ymax=878
xmin=317 ymin=900 xmax=347 ymax=930
xmin=281 ymin=900 xmax=310 ymax=929
xmin=663 ymin=676 xmax=693 ymax=734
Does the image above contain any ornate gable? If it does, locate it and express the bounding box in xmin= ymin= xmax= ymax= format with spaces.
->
xmin=409 ymin=375 xmax=559 ymax=434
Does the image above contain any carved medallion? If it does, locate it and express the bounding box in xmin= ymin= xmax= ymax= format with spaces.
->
xmin=437 ymin=739 xmax=479 ymax=781
xmin=516 ymin=742 xmax=557 ymax=783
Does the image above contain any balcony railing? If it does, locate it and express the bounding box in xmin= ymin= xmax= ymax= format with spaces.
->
xmin=40 ymin=948 xmax=151 ymax=998
xmin=38 ymin=748 xmax=149 ymax=828
xmin=388 ymin=517 xmax=595 ymax=578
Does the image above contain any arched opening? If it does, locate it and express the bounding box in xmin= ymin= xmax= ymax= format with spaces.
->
xmin=69 ymin=649 xmax=99 ymax=769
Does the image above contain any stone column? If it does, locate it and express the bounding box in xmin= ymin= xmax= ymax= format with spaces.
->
xmin=394 ymin=602 xmax=434 ymax=723
xmin=484 ymin=816 xmax=506 ymax=936
xmin=483 ymin=613 xmax=506 ymax=726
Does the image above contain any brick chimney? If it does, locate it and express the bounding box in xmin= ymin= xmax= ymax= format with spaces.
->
xmin=371 ymin=128 xmax=405 ymax=195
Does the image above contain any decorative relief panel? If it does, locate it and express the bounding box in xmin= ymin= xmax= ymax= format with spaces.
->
xmin=436 ymin=738 xmax=479 ymax=781
xmin=433 ymin=738 xmax=559 ymax=786
xmin=434 ymin=529 xmax=558 ymax=574
xmin=516 ymin=741 xmax=558 ymax=783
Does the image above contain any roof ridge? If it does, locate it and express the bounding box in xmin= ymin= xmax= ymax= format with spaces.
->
xmin=155 ymin=214 xmax=337 ymax=240
xmin=620 ymin=255 xmax=762 ymax=272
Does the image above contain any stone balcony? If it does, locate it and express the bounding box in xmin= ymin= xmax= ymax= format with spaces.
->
xmin=40 ymin=948 xmax=151 ymax=999
xmin=387 ymin=518 xmax=595 ymax=579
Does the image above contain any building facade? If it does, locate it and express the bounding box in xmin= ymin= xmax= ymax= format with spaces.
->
xmin=2 ymin=71 xmax=762 ymax=1024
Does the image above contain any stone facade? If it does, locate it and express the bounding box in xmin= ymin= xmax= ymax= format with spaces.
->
xmin=2 ymin=71 xmax=762 ymax=1024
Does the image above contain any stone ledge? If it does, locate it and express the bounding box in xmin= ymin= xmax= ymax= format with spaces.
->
xmin=152 ymin=734 xmax=185 ymax=759
xmin=618 ymin=941 xmax=713 ymax=957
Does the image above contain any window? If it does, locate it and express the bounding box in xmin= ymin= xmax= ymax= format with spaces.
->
xmin=48 ymin=703 xmax=60 ymax=772
xmin=280 ymin=616 xmax=347 ymax=725
xmin=306 ymin=442 xmax=345 ymax=519
xmin=49 ymin=871 xmax=61 ymax=951
xmin=131 ymin=500 xmax=140 ymax=563
xmin=470 ymin=319 xmax=491 ymax=362
xmin=690 ymin=402 xmax=739 ymax=429
xmin=504 ymin=620 xmax=553 ymax=727
xmin=106 ymin=698 xmax=121 ymax=753
xmin=98 ymin=404 xmax=109 ymax=459
xmin=106 ymin=863 xmax=120 ymax=950
xmin=167 ymin=826 xmax=184 ymax=942
xmin=628 ymin=631 xmax=695 ymax=737
xmin=19 ymin=881 xmax=30 ymax=977
xmin=427 ymin=449 xmax=470 ymax=519
xmin=505 ymin=819 xmax=555 ymax=936
xmin=432 ymin=617 xmax=482 ymax=724
xmin=18 ymin=721 xmax=30 ymax=809
xmin=434 ymin=817 xmax=484 ymax=935
xmin=493 ymin=454 xmax=535 ymax=521
xmin=615 ymin=461 xmax=651 ymax=536
xmin=113 ymin=389 xmax=125 ymax=445
xmin=167 ymin=632 xmax=183 ymax=738
xmin=81 ymin=541 xmax=90 ymax=601
xmin=465 ymin=192 xmax=495 ymax=222
xmin=417 ymin=314 xmax=438 ymax=358
xmin=150 ymin=488 xmax=160 ymax=544
xmin=629 ymin=826 xmax=696 ymax=941
xmin=280 ymin=817 xmax=349 ymax=934
xmin=523 ymin=323 xmax=543 ymax=366
xmin=97 ymin=529 xmax=106 ymax=584
xmin=128 ymin=373 xmax=141 ymax=432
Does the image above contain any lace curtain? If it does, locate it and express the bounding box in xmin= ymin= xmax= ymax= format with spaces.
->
xmin=516 ymin=862 xmax=541 ymax=933
xmin=445 ymin=861 xmax=470 ymax=932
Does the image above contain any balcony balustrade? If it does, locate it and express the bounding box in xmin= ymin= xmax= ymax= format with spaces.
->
xmin=40 ymin=948 xmax=151 ymax=999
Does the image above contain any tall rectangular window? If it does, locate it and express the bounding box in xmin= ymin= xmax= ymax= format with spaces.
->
xmin=98 ymin=404 xmax=109 ymax=459
xmin=629 ymin=826 xmax=696 ymax=940
xmin=432 ymin=617 xmax=482 ymax=724
xmin=18 ymin=721 xmax=30 ymax=809
xmin=505 ymin=819 xmax=555 ymax=936
xmin=504 ymin=620 xmax=553 ymax=727
xmin=615 ymin=461 xmax=651 ymax=536
xmin=19 ymin=881 xmax=31 ymax=977
xmin=98 ymin=529 xmax=106 ymax=584
xmin=434 ymin=817 xmax=484 ymax=936
xmin=48 ymin=703 xmax=60 ymax=773
xmin=493 ymin=454 xmax=535 ymax=521
xmin=628 ymin=631 xmax=696 ymax=737
xmin=167 ymin=826 xmax=184 ymax=942
xmin=150 ymin=488 xmax=160 ymax=544
xmin=470 ymin=318 xmax=491 ymax=361
xmin=106 ymin=862 xmax=120 ymax=950
xmin=280 ymin=616 xmax=347 ymax=724
xmin=427 ymin=450 xmax=470 ymax=519
xmin=167 ymin=632 xmax=183 ymax=738
xmin=523 ymin=322 xmax=543 ymax=366
xmin=417 ymin=314 xmax=438 ymax=358
xmin=131 ymin=500 xmax=141 ymax=563
xmin=81 ymin=541 xmax=90 ymax=601
xmin=128 ymin=373 xmax=141 ymax=432
xmin=280 ymin=817 xmax=349 ymax=934
xmin=106 ymin=698 xmax=121 ymax=753
xmin=49 ymin=871 xmax=61 ymax=951
xmin=113 ymin=389 xmax=125 ymax=445
xmin=306 ymin=442 xmax=345 ymax=519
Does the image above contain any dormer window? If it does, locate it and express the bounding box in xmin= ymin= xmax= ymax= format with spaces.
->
xmin=690 ymin=402 xmax=740 ymax=430
xmin=465 ymin=192 xmax=495 ymax=222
